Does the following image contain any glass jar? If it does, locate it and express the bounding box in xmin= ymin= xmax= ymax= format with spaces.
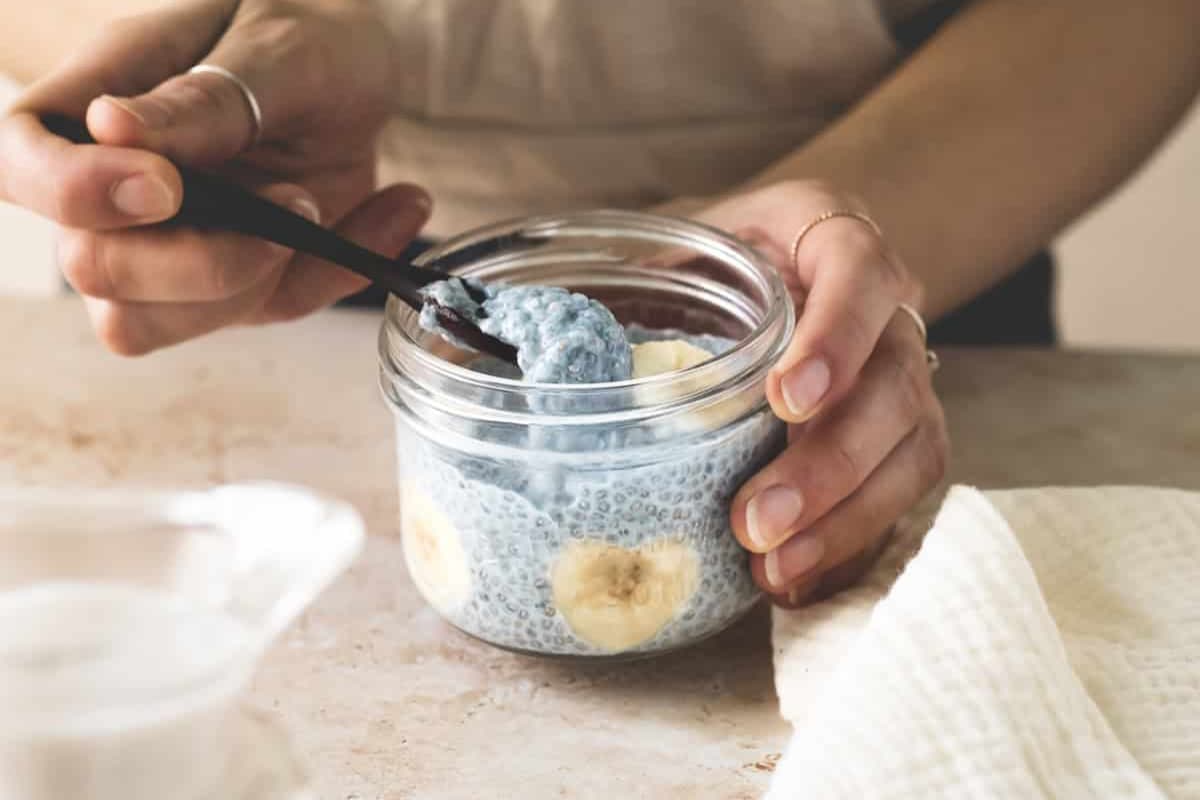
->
xmin=379 ymin=211 xmax=794 ymax=659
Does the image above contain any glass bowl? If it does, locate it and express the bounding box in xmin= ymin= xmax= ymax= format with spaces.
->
xmin=0 ymin=482 xmax=363 ymax=800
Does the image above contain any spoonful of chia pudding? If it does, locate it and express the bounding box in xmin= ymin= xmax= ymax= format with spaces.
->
xmin=419 ymin=277 xmax=634 ymax=384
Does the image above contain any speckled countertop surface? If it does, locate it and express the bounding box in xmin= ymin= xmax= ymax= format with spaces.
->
xmin=4 ymin=297 xmax=1199 ymax=799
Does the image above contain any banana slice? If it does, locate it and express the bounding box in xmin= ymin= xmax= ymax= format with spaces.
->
xmin=631 ymin=339 xmax=714 ymax=378
xmin=550 ymin=538 xmax=699 ymax=652
xmin=632 ymin=338 xmax=756 ymax=430
xmin=400 ymin=484 xmax=472 ymax=614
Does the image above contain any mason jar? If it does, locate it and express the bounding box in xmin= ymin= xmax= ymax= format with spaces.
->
xmin=379 ymin=211 xmax=794 ymax=659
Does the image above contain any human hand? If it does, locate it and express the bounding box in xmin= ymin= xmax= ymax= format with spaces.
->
xmin=0 ymin=0 xmax=429 ymax=354
xmin=673 ymin=181 xmax=950 ymax=607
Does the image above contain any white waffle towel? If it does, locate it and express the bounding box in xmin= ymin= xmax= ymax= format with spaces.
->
xmin=768 ymin=485 xmax=1200 ymax=799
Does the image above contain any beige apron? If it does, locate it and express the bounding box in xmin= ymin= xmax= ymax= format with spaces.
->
xmin=376 ymin=0 xmax=937 ymax=237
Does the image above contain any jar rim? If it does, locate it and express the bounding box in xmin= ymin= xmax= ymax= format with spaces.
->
xmin=379 ymin=210 xmax=794 ymax=425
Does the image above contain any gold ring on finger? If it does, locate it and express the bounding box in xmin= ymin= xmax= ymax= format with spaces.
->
xmin=789 ymin=209 xmax=883 ymax=272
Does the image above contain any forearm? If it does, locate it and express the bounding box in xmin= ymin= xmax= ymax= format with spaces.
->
xmin=747 ymin=0 xmax=1200 ymax=318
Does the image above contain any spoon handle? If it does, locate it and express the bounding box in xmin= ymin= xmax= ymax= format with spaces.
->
xmin=40 ymin=114 xmax=433 ymax=309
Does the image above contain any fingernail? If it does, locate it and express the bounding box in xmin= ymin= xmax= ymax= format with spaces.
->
xmin=99 ymin=95 xmax=160 ymax=128
xmin=260 ymin=199 xmax=321 ymax=258
xmin=765 ymin=550 xmax=785 ymax=590
xmin=780 ymin=580 xmax=819 ymax=608
xmin=764 ymin=536 xmax=825 ymax=590
xmin=110 ymin=174 xmax=176 ymax=220
xmin=289 ymin=197 xmax=321 ymax=224
xmin=387 ymin=194 xmax=432 ymax=253
xmin=781 ymin=357 xmax=831 ymax=419
xmin=746 ymin=485 xmax=804 ymax=550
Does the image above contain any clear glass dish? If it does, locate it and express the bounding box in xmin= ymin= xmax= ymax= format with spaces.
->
xmin=0 ymin=482 xmax=363 ymax=800
xmin=379 ymin=211 xmax=794 ymax=659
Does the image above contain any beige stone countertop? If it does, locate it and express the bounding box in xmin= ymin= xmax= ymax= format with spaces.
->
xmin=3 ymin=296 xmax=1199 ymax=799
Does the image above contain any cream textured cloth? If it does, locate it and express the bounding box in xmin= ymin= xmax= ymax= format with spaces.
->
xmin=768 ymin=486 xmax=1200 ymax=799
xmin=375 ymin=0 xmax=939 ymax=236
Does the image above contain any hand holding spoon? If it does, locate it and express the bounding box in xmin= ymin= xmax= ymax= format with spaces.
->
xmin=40 ymin=114 xmax=518 ymax=364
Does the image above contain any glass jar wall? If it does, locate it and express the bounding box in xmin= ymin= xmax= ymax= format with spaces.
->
xmin=379 ymin=212 xmax=794 ymax=659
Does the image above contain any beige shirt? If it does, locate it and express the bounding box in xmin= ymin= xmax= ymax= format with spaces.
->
xmin=377 ymin=1 xmax=940 ymax=236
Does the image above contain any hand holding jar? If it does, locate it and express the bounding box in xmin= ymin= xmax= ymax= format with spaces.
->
xmin=672 ymin=180 xmax=950 ymax=609
xmin=380 ymin=207 xmax=946 ymax=658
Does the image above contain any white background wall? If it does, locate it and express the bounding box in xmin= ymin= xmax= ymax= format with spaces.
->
xmin=2 ymin=75 xmax=1197 ymax=351
xmin=0 ymin=75 xmax=59 ymax=295
xmin=1056 ymin=100 xmax=1200 ymax=352
xmin=0 ymin=205 xmax=58 ymax=296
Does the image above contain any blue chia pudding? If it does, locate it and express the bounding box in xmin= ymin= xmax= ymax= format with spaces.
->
xmin=420 ymin=278 xmax=633 ymax=383
xmin=402 ymin=281 xmax=785 ymax=658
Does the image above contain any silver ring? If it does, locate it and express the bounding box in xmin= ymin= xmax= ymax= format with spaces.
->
xmin=188 ymin=64 xmax=263 ymax=148
xmin=896 ymin=302 xmax=927 ymax=344
xmin=896 ymin=302 xmax=940 ymax=373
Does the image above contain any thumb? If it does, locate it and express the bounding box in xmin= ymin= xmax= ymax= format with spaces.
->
xmin=86 ymin=67 xmax=260 ymax=167
xmin=83 ymin=18 xmax=314 ymax=166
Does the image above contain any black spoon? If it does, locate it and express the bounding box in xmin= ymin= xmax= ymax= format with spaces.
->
xmin=40 ymin=114 xmax=519 ymax=364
